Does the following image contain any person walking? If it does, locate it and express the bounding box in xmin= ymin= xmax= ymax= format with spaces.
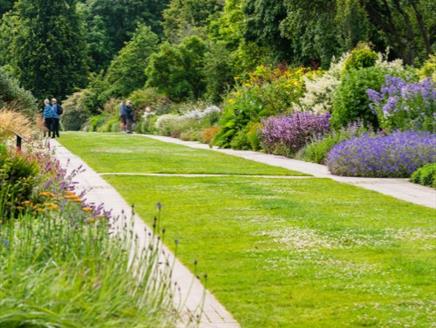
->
xmin=42 ymin=99 xmax=54 ymax=138
xmin=125 ymin=100 xmax=135 ymax=134
xmin=51 ymin=98 xmax=63 ymax=138
xmin=119 ymin=101 xmax=127 ymax=132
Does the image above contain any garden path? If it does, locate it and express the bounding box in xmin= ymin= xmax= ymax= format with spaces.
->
xmin=145 ymin=135 xmax=436 ymax=209
xmin=52 ymin=140 xmax=241 ymax=328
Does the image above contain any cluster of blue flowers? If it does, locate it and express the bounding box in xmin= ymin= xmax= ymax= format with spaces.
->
xmin=327 ymin=131 xmax=436 ymax=178
xmin=368 ymin=76 xmax=435 ymax=131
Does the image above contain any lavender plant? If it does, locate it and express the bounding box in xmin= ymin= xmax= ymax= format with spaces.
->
xmin=262 ymin=112 xmax=331 ymax=156
xmin=368 ymin=76 xmax=436 ymax=132
xmin=327 ymin=131 xmax=436 ymax=177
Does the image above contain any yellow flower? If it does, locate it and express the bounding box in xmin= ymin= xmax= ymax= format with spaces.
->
xmin=45 ymin=203 xmax=59 ymax=211
xmin=82 ymin=207 xmax=93 ymax=213
xmin=39 ymin=191 xmax=54 ymax=198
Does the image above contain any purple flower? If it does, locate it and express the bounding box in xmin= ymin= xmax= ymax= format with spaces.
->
xmin=327 ymin=131 xmax=436 ymax=177
xmin=367 ymin=89 xmax=382 ymax=104
xmin=368 ymin=76 xmax=436 ymax=131
xmin=262 ymin=112 xmax=331 ymax=154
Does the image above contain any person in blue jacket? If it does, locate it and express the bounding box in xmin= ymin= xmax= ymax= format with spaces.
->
xmin=51 ymin=98 xmax=63 ymax=138
xmin=42 ymin=99 xmax=54 ymax=138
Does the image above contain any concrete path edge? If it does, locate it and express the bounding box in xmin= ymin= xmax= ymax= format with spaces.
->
xmin=52 ymin=140 xmax=241 ymax=328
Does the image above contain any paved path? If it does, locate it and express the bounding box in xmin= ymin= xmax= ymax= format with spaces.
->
xmin=52 ymin=141 xmax=240 ymax=328
xmin=100 ymin=172 xmax=312 ymax=179
xmin=145 ymin=135 xmax=436 ymax=209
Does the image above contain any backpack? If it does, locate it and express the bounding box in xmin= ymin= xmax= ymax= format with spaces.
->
xmin=56 ymin=105 xmax=63 ymax=115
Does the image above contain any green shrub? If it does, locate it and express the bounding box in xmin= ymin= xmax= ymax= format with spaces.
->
xmin=246 ymin=122 xmax=262 ymax=151
xmin=343 ymin=43 xmax=378 ymax=74
xmin=135 ymin=114 xmax=158 ymax=134
xmin=0 ymin=152 xmax=39 ymax=218
xmin=411 ymin=163 xmax=436 ymax=189
xmin=83 ymin=114 xmax=106 ymax=132
xmin=230 ymin=129 xmax=250 ymax=150
xmin=0 ymin=68 xmax=37 ymax=116
xmin=297 ymin=124 xmax=369 ymax=164
xmin=61 ymin=91 xmax=91 ymax=131
xmin=331 ymin=66 xmax=388 ymax=129
xmin=418 ymin=54 xmax=436 ymax=81
xmin=129 ymin=88 xmax=172 ymax=115
xmin=97 ymin=115 xmax=121 ymax=133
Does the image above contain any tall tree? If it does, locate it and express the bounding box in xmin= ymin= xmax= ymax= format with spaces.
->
xmin=15 ymin=0 xmax=88 ymax=99
xmin=162 ymin=0 xmax=223 ymax=43
xmin=82 ymin=0 xmax=169 ymax=69
xmin=361 ymin=0 xmax=435 ymax=64
xmin=145 ymin=36 xmax=207 ymax=101
xmin=244 ymin=0 xmax=290 ymax=62
xmin=280 ymin=0 xmax=340 ymax=68
xmin=105 ymin=25 xmax=159 ymax=97
xmin=0 ymin=0 xmax=14 ymax=16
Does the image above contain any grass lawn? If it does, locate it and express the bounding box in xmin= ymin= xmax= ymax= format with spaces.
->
xmin=59 ymin=132 xmax=304 ymax=176
xmin=59 ymin=133 xmax=436 ymax=328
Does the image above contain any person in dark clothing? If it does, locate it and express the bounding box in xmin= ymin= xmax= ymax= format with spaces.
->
xmin=119 ymin=101 xmax=127 ymax=132
xmin=51 ymin=98 xmax=63 ymax=138
xmin=125 ymin=100 xmax=135 ymax=134
xmin=42 ymin=98 xmax=54 ymax=138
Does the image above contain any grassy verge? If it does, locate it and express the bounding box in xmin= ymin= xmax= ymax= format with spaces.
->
xmin=59 ymin=132 xmax=436 ymax=327
xmin=59 ymin=132 xmax=305 ymax=176
xmin=105 ymin=175 xmax=436 ymax=328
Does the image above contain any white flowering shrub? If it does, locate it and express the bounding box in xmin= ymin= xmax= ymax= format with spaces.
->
xmin=155 ymin=106 xmax=221 ymax=138
xmin=298 ymin=50 xmax=406 ymax=114
xmin=298 ymin=53 xmax=349 ymax=113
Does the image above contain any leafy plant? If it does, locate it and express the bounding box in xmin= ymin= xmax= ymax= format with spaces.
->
xmin=327 ymin=131 xmax=436 ymax=177
xmin=331 ymin=66 xmax=388 ymax=129
xmin=411 ymin=163 xmax=436 ymax=189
